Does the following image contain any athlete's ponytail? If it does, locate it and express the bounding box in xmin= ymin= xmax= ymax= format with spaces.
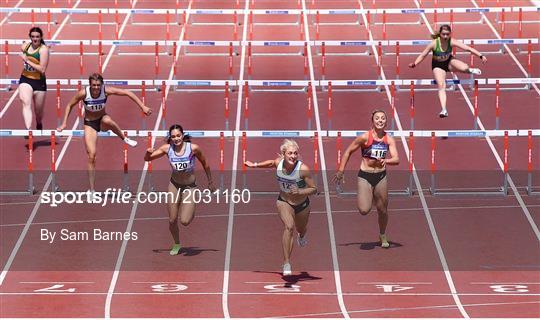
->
xmin=166 ymin=124 xmax=191 ymax=144
xmin=431 ymin=24 xmax=451 ymax=39
xmin=28 ymin=27 xmax=46 ymax=45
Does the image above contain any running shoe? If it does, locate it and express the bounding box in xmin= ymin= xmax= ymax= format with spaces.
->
xmin=170 ymin=243 xmax=181 ymax=256
xmin=439 ymin=109 xmax=448 ymax=118
xmin=379 ymin=234 xmax=390 ymax=248
xmin=36 ymin=123 xmax=43 ymax=130
xmin=124 ymin=137 xmax=138 ymax=147
xmin=282 ymin=263 xmax=292 ymax=276
xmin=297 ymin=233 xmax=308 ymax=247
xmin=469 ymin=68 xmax=482 ymax=75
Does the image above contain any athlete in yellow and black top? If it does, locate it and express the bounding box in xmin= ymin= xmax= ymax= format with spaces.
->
xmin=409 ymin=25 xmax=487 ymax=118
xmin=18 ymin=27 xmax=49 ymax=131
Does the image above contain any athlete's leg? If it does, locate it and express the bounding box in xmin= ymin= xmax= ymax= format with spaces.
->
xmin=19 ymin=83 xmax=34 ymax=129
xmin=83 ymin=125 xmax=98 ymax=191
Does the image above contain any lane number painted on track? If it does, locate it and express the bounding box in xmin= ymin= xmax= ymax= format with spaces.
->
xmin=375 ymin=284 xmax=414 ymax=293
xmin=34 ymin=284 xmax=76 ymax=293
xmin=490 ymin=285 xmax=529 ymax=293
xmin=151 ymin=284 xmax=188 ymax=292
xmin=263 ymin=284 xmax=301 ymax=293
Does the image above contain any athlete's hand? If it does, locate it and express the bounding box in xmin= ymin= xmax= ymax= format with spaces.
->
xmin=56 ymin=123 xmax=66 ymax=132
xmin=480 ymin=56 xmax=487 ymax=64
xmin=142 ymin=106 xmax=152 ymax=116
xmin=377 ymin=158 xmax=387 ymax=168
xmin=289 ymin=185 xmax=300 ymax=195
xmin=332 ymin=170 xmax=345 ymax=184
xmin=244 ymin=161 xmax=256 ymax=168
xmin=408 ymin=62 xmax=416 ymax=68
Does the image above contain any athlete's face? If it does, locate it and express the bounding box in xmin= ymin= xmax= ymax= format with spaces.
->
xmin=29 ymin=32 xmax=41 ymax=45
xmin=440 ymin=30 xmax=451 ymax=41
xmin=169 ymin=129 xmax=183 ymax=146
xmin=89 ymin=79 xmax=102 ymax=97
xmin=283 ymin=146 xmax=299 ymax=165
xmin=372 ymin=112 xmax=387 ymax=130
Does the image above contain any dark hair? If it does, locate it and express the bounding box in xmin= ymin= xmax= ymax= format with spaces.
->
xmin=166 ymin=124 xmax=191 ymax=144
xmin=371 ymin=109 xmax=387 ymax=122
xmin=431 ymin=24 xmax=451 ymax=39
xmin=28 ymin=27 xmax=45 ymax=45
xmin=88 ymin=72 xmax=104 ymax=84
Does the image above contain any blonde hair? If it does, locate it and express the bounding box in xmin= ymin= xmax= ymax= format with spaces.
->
xmin=280 ymin=139 xmax=299 ymax=154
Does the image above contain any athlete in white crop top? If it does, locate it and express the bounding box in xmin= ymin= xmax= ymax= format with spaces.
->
xmin=145 ymin=124 xmax=216 ymax=256
xmin=57 ymin=73 xmax=152 ymax=191
xmin=244 ymin=139 xmax=317 ymax=276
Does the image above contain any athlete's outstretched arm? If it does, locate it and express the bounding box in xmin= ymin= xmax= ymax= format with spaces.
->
xmin=409 ymin=40 xmax=435 ymax=68
xmin=451 ymin=39 xmax=487 ymax=63
xmin=105 ymin=86 xmax=152 ymax=115
xmin=244 ymin=157 xmax=280 ymax=169
xmin=144 ymin=144 xmax=168 ymax=161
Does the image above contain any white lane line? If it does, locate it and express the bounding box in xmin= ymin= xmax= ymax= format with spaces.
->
xmin=221 ymin=0 xmax=250 ymax=317
xmin=301 ymin=0 xmax=350 ymax=318
xmin=360 ymin=0 xmax=470 ymax=318
xmin=470 ymin=0 xmax=539 ymax=94
xmin=0 ymin=0 xmax=80 ymax=119
xmin=0 ymin=0 xmax=85 ymax=287
xmin=103 ymin=1 xmax=194 ymax=318
xmin=0 ymin=0 xmax=24 ymax=26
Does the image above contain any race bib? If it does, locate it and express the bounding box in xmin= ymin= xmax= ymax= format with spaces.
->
xmin=370 ymin=144 xmax=388 ymax=159
xmin=173 ymin=161 xmax=190 ymax=171
xmin=23 ymin=62 xmax=36 ymax=72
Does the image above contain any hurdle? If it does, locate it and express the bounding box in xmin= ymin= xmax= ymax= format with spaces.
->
xmin=329 ymin=130 xmax=414 ymax=197
xmin=429 ymin=130 xmax=511 ymax=196
xmin=0 ymin=130 xmax=35 ymax=195
xmin=239 ymin=130 xmax=322 ymax=196
xmin=525 ymin=129 xmax=540 ymax=196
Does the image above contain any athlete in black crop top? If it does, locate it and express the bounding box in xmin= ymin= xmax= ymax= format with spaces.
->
xmin=334 ymin=110 xmax=400 ymax=248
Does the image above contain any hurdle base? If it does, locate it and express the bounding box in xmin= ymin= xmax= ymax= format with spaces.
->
xmin=526 ymin=187 xmax=540 ymax=196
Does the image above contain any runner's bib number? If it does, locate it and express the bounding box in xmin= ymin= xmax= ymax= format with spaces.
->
xmin=370 ymin=144 xmax=388 ymax=159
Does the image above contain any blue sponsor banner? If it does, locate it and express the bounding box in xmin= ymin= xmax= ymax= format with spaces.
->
xmin=412 ymin=40 xmax=431 ymax=45
xmin=264 ymin=41 xmax=290 ymax=46
xmin=448 ymin=131 xmax=486 ymax=137
xmin=130 ymin=9 xmax=154 ymax=14
xmin=186 ymin=131 xmax=205 ymax=137
xmin=262 ymin=81 xmax=292 ymax=86
xmin=401 ymin=9 xmax=424 ymax=13
xmin=177 ymin=81 xmax=211 ymax=86
xmin=72 ymin=131 xmax=85 ymax=137
xmin=61 ymin=9 xmax=89 ymax=14
xmin=0 ymin=8 xmax=20 ymax=13
xmin=265 ymin=10 xmax=289 ymax=14
xmin=340 ymin=41 xmax=367 ymax=46
xmin=262 ymin=131 xmax=300 ymax=137
xmin=189 ymin=41 xmax=215 ymax=46
xmin=329 ymin=10 xmax=355 ymax=14
xmin=0 ymin=131 xmax=13 ymax=136
xmin=104 ymin=81 xmax=128 ymax=86
xmin=347 ymin=80 xmax=377 ymax=86
xmin=487 ymin=39 xmax=514 ymax=44
xmin=45 ymin=40 xmax=61 ymax=46
xmin=466 ymin=8 xmax=489 ymax=12
xmin=113 ymin=41 xmax=143 ymax=46
xmin=196 ymin=10 xmax=223 ymax=14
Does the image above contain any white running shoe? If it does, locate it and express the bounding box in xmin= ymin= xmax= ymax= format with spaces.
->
xmin=297 ymin=234 xmax=308 ymax=247
xmin=469 ymin=68 xmax=482 ymax=75
xmin=439 ymin=109 xmax=448 ymax=118
xmin=282 ymin=263 xmax=292 ymax=276
xmin=124 ymin=137 xmax=138 ymax=147
xmin=380 ymin=234 xmax=390 ymax=248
